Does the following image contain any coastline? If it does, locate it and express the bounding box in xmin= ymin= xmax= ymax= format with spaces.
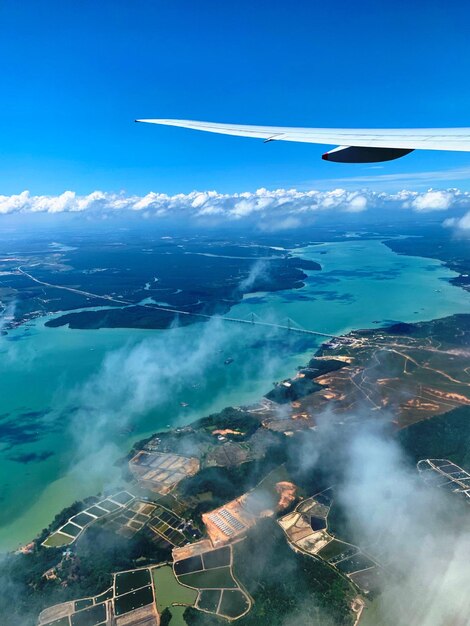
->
xmin=13 ymin=308 xmax=470 ymax=555
xmin=383 ymin=235 xmax=470 ymax=293
xmin=2 ymin=249 xmax=320 ymax=333
xmin=2 ymin=238 xmax=470 ymax=552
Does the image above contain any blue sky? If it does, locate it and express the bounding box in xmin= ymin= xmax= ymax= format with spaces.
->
xmin=2 ymin=0 xmax=470 ymax=196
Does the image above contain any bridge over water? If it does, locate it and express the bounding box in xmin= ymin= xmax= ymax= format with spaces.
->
xmin=149 ymin=306 xmax=340 ymax=340
xmin=17 ymin=265 xmax=340 ymax=340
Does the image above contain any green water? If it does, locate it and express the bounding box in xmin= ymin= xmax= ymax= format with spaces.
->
xmin=152 ymin=565 xmax=197 ymax=613
xmin=0 ymin=239 xmax=468 ymax=550
xmin=235 ymin=240 xmax=470 ymax=335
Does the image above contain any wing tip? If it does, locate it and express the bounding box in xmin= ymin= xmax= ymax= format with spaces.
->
xmin=135 ymin=118 xmax=169 ymax=124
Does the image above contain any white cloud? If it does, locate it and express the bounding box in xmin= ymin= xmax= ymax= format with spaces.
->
xmin=337 ymin=424 xmax=470 ymax=626
xmin=444 ymin=211 xmax=470 ymax=234
xmin=0 ymin=187 xmax=468 ymax=222
xmin=344 ymin=192 xmax=368 ymax=213
xmin=409 ymin=189 xmax=454 ymax=212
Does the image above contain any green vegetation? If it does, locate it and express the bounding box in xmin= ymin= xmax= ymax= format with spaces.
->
xmin=42 ymin=240 xmax=316 ymax=331
xmin=151 ymin=565 xmax=198 ymax=614
xmin=178 ymin=447 xmax=288 ymax=520
xmin=2 ymin=525 xmax=171 ymax=626
xmin=266 ymin=377 xmax=323 ymax=404
xmin=399 ymin=405 xmax=470 ymax=469
xmin=43 ymin=532 xmax=74 ymax=548
xmin=386 ymin=235 xmax=470 ymax=295
xmin=306 ymin=357 xmax=347 ymax=377
xmin=194 ymin=408 xmax=261 ymax=439
xmin=185 ymin=520 xmax=355 ymax=626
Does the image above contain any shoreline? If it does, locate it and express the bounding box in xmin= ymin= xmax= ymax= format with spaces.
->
xmin=2 ymin=237 xmax=470 ymax=552
xmin=2 ymin=249 xmax=321 ymax=333
xmin=14 ymin=308 xmax=470 ymax=555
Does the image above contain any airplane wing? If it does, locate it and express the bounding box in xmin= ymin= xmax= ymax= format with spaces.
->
xmin=135 ymin=118 xmax=470 ymax=163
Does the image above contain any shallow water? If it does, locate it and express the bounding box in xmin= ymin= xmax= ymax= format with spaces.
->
xmin=0 ymin=239 xmax=468 ymax=550
xmin=235 ymin=239 xmax=469 ymax=335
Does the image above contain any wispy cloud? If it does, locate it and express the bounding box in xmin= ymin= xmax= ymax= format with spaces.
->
xmin=314 ymin=165 xmax=470 ymax=186
xmin=59 ymin=315 xmax=290 ymax=487
xmin=338 ymin=422 xmax=470 ymax=626
xmin=294 ymin=414 xmax=470 ymax=626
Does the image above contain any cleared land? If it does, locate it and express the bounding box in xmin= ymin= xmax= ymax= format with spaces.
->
xmin=202 ymin=466 xmax=295 ymax=546
xmin=42 ymin=492 xmax=134 ymax=548
xmin=42 ymin=619 xmax=70 ymax=626
xmin=279 ymin=488 xmax=382 ymax=595
xmin=129 ymin=451 xmax=200 ymax=495
xmin=261 ymin=316 xmax=470 ymax=433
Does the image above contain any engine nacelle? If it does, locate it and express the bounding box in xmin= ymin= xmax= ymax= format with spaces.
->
xmin=322 ymin=145 xmax=414 ymax=163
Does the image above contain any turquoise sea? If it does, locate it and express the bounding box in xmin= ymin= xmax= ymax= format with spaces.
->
xmin=0 ymin=239 xmax=469 ymax=550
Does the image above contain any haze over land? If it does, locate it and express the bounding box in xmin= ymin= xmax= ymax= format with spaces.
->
xmin=1 ymin=210 xmax=470 ymax=625
xmin=0 ymin=220 xmax=468 ymax=548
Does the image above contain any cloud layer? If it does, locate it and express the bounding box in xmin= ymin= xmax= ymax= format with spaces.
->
xmin=0 ymin=187 xmax=469 ymax=224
